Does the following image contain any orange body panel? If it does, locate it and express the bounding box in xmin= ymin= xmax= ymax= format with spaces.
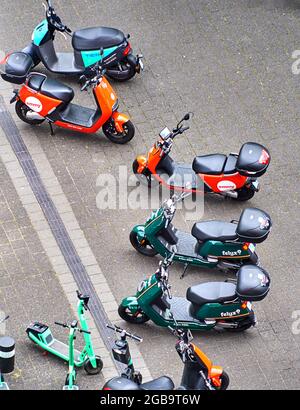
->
xmin=199 ymin=172 xmax=247 ymax=193
xmin=19 ymin=85 xmax=62 ymax=118
xmin=192 ymin=343 xmax=224 ymax=388
xmin=136 ymin=142 xmax=247 ymax=194
xmin=19 ymin=76 xmax=128 ymax=135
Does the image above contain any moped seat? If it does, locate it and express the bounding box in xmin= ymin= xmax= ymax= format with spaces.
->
xmin=192 ymin=221 xmax=238 ymax=242
xmin=192 ymin=154 xmax=227 ymax=175
xmin=187 ymin=282 xmax=237 ymax=306
xmin=72 ymin=27 xmax=125 ymax=51
xmin=28 ymin=74 xmax=74 ymax=103
xmin=140 ymin=376 xmax=175 ymax=390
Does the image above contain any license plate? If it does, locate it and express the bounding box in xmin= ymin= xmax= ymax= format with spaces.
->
xmin=139 ymin=59 xmax=144 ymax=71
xmin=248 ymin=243 xmax=256 ymax=253
xmin=251 ymin=180 xmax=260 ymax=191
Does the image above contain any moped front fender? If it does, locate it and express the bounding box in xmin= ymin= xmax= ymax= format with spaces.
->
xmin=112 ymin=111 xmax=130 ymax=133
xmin=132 ymin=225 xmax=146 ymax=241
xmin=120 ymin=296 xmax=140 ymax=312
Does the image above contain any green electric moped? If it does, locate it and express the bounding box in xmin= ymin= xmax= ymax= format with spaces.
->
xmin=26 ymin=291 xmax=103 ymax=375
xmin=130 ymin=193 xmax=271 ymax=276
xmin=118 ymin=255 xmax=271 ymax=332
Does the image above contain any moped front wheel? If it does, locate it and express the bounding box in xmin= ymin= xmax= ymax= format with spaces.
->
xmin=118 ymin=304 xmax=150 ymax=324
xmin=84 ymin=356 xmax=103 ymax=375
xmin=130 ymin=230 xmax=158 ymax=257
xmin=133 ymin=159 xmax=159 ymax=188
xmin=215 ymin=371 xmax=230 ymax=390
xmin=102 ymin=120 xmax=135 ymax=144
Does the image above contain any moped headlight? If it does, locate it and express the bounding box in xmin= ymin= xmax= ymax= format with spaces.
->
xmin=112 ymin=99 xmax=119 ymax=112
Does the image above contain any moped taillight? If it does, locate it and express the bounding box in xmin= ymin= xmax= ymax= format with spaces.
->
xmin=123 ymin=43 xmax=131 ymax=56
xmin=259 ymin=149 xmax=270 ymax=165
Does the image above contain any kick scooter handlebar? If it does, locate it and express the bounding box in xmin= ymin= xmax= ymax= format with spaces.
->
xmin=55 ymin=321 xmax=91 ymax=335
xmin=106 ymin=324 xmax=143 ymax=343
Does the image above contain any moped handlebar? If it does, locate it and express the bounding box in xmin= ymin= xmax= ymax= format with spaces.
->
xmin=0 ymin=315 xmax=9 ymax=325
xmin=106 ymin=324 xmax=143 ymax=343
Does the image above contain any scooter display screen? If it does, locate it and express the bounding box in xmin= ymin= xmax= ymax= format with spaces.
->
xmin=159 ymin=127 xmax=172 ymax=140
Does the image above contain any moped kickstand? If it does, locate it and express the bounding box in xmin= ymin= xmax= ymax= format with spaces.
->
xmin=180 ymin=263 xmax=189 ymax=279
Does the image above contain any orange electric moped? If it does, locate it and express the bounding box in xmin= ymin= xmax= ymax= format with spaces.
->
xmin=133 ymin=113 xmax=270 ymax=200
xmin=1 ymin=51 xmax=134 ymax=144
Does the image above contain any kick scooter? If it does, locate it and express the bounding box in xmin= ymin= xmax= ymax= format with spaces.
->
xmin=103 ymin=324 xmax=229 ymax=390
xmin=55 ymin=320 xmax=92 ymax=390
xmin=26 ymin=291 xmax=103 ymax=375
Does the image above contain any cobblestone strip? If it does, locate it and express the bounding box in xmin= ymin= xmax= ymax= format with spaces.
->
xmin=0 ymin=83 xmax=152 ymax=382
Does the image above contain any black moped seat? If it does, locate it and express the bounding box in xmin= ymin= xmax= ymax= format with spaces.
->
xmin=192 ymin=221 xmax=238 ymax=242
xmin=72 ymin=27 xmax=125 ymax=51
xmin=28 ymin=74 xmax=74 ymax=103
xmin=187 ymin=282 xmax=237 ymax=306
xmin=140 ymin=376 xmax=175 ymax=390
xmin=192 ymin=154 xmax=227 ymax=175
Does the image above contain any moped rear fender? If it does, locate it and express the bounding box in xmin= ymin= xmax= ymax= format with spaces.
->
xmin=120 ymin=296 xmax=139 ymax=312
xmin=132 ymin=225 xmax=146 ymax=241
xmin=112 ymin=111 xmax=130 ymax=133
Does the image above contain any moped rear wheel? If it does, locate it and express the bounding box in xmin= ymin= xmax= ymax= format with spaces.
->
xmin=235 ymin=187 xmax=255 ymax=201
xmin=106 ymin=61 xmax=136 ymax=82
xmin=118 ymin=304 xmax=150 ymax=324
xmin=84 ymin=356 xmax=103 ymax=375
xmin=130 ymin=230 xmax=158 ymax=257
xmin=102 ymin=120 xmax=135 ymax=144
xmin=15 ymin=100 xmax=45 ymax=125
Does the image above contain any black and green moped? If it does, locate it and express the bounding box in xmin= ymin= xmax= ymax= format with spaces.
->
xmin=118 ymin=255 xmax=271 ymax=332
xmin=130 ymin=193 xmax=271 ymax=276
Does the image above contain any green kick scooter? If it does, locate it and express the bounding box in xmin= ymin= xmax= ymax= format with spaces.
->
xmin=26 ymin=291 xmax=103 ymax=376
xmin=55 ymin=320 xmax=91 ymax=390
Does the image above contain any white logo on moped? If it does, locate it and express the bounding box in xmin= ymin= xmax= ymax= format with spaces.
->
xmin=25 ymin=96 xmax=43 ymax=113
xmin=217 ymin=180 xmax=237 ymax=192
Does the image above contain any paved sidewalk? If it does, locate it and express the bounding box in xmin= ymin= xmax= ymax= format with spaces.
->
xmin=1 ymin=0 xmax=300 ymax=390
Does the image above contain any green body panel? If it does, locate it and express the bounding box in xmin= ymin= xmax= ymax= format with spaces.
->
xmin=81 ymin=45 xmax=118 ymax=67
xmin=32 ymin=19 xmax=49 ymax=46
xmin=138 ymin=209 xmax=250 ymax=267
xmin=196 ymin=302 xmax=249 ymax=320
xmin=121 ymin=272 xmax=251 ymax=331
xmin=199 ymin=240 xmax=249 ymax=259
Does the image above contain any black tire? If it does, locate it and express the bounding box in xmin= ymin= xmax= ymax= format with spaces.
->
xmin=217 ymin=371 xmax=230 ymax=390
xmin=225 ymin=313 xmax=255 ymax=333
xmin=235 ymin=187 xmax=255 ymax=201
xmin=118 ymin=304 xmax=150 ymax=324
xmin=102 ymin=119 xmax=135 ymax=144
xmin=130 ymin=230 xmax=158 ymax=257
xmin=15 ymin=100 xmax=45 ymax=125
xmin=84 ymin=356 xmax=103 ymax=375
xmin=106 ymin=60 xmax=136 ymax=82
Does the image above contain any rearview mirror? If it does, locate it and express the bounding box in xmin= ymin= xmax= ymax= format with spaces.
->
xmin=183 ymin=113 xmax=190 ymax=121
